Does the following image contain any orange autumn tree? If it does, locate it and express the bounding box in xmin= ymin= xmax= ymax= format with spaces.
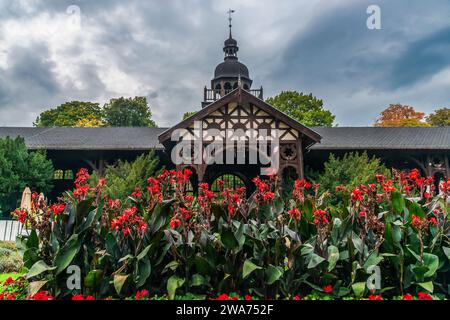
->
xmin=374 ymin=104 xmax=429 ymax=127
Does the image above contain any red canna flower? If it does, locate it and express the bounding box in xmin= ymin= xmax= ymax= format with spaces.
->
xmin=288 ymin=208 xmax=301 ymax=221
xmin=244 ymin=295 xmax=252 ymax=300
xmin=323 ymin=285 xmax=333 ymax=293
xmin=368 ymin=294 xmax=382 ymax=300
xmin=136 ymin=289 xmax=149 ymax=300
xmin=429 ymin=217 xmax=437 ymax=227
xmin=72 ymin=294 xmax=85 ymax=300
xmin=402 ymin=294 xmax=413 ymax=300
xmin=293 ymin=296 xmax=301 ymax=300
xmin=418 ymin=292 xmax=433 ymax=300
xmin=3 ymin=276 xmax=14 ymax=286
xmin=170 ymin=218 xmax=181 ymax=229
xmin=313 ymin=209 xmax=329 ymax=226
xmin=50 ymin=203 xmax=66 ymax=216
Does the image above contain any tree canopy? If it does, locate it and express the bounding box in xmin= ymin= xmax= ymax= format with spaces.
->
xmin=0 ymin=137 xmax=54 ymax=214
xmin=102 ymin=97 xmax=157 ymax=127
xmin=374 ymin=104 xmax=429 ymax=127
xmin=266 ymin=91 xmax=335 ymax=127
xmin=34 ymin=101 xmax=102 ymax=127
xmin=34 ymin=97 xmax=157 ymax=127
xmin=427 ymin=107 xmax=450 ymax=127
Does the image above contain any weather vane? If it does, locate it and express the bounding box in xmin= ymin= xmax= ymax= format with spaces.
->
xmin=227 ymin=9 xmax=235 ymax=36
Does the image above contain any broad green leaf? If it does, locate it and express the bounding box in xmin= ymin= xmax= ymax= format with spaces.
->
xmin=113 ymin=274 xmax=129 ymax=294
xmin=137 ymin=244 xmax=152 ymax=260
xmin=221 ymin=230 xmax=239 ymax=250
xmin=26 ymin=260 xmax=56 ymax=279
xmin=54 ymin=234 xmax=80 ymax=275
xmin=243 ymin=259 xmax=262 ymax=279
xmin=442 ymin=247 xmax=450 ymax=261
xmin=167 ymin=275 xmax=185 ymax=299
xmin=351 ymin=232 xmax=364 ymax=254
xmin=265 ymin=265 xmax=283 ymax=285
xmin=391 ymin=191 xmax=405 ymax=214
xmin=307 ymin=253 xmax=325 ymax=269
xmin=423 ymin=253 xmax=439 ymax=278
xmin=417 ymin=281 xmax=433 ymax=293
xmin=191 ymin=274 xmax=208 ymax=287
xmin=327 ymin=245 xmax=339 ymax=271
xmin=351 ymin=282 xmax=366 ymax=298
xmin=84 ymin=269 xmax=103 ymax=288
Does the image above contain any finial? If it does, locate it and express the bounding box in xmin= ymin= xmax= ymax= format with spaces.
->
xmin=227 ymin=9 xmax=235 ymax=37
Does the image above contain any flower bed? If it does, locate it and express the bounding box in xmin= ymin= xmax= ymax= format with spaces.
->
xmin=5 ymin=168 xmax=450 ymax=300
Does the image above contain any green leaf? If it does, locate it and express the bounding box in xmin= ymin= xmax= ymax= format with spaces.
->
xmin=327 ymin=245 xmax=339 ymax=271
xmin=308 ymin=253 xmax=325 ymax=269
xmin=351 ymin=282 xmax=366 ymax=298
xmin=54 ymin=234 xmax=80 ymax=275
xmin=135 ymin=258 xmax=151 ymax=287
xmin=137 ymin=244 xmax=152 ymax=260
xmin=221 ymin=230 xmax=239 ymax=250
xmin=84 ymin=269 xmax=103 ymax=288
xmin=351 ymin=232 xmax=364 ymax=254
xmin=243 ymin=259 xmax=262 ymax=279
xmin=167 ymin=275 xmax=185 ymax=299
xmin=26 ymin=260 xmax=56 ymax=279
xmin=191 ymin=274 xmax=208 ymax=287
xmin=423 ymin=253 xmax=439 ymax=278
xmin=442 ymin=247 xmax=450 ymax=261
xmin=417 ymin=281 xmax=433 ymax=293
xmin=391 ymin=191 xmax=405 ymax=214
xmin=265 ymin=265 xmax=283 ymax=285
xmin=113 ymin=274 xmax=129 ymax=295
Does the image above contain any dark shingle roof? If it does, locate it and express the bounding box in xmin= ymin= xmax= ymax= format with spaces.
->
xmin=310 ymin=127 xmax=450 ymax=150
xmin=0 ymin=127 xmax=167 ymax=150
xmin=0 ymin=126 xmax=448 ymax=151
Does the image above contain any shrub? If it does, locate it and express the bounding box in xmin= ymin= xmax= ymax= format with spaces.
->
xmin=90 ymin=150 xmax=161 ymax=200
xmin=318 ymin=152 xmax=390 ymax=196
xmin=10 ymin=168 xmax=450 ymax=300
xmin=0 ymin=242 xmax=23 ymax=273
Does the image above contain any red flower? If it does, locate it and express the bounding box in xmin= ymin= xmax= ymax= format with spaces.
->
xmin=12 ymin=209 xmax=27 ymax=224
xmin=418 ymin=292 xmax=433 ymax=300
xmin=131 ymin=187 xmax=143 ymax=198
xmin=288 ymin=208 xmax=301 ymax=221
xmin=50 ymin=203 xmax=66 ymax=216
xmin=86 ymin=295 xmax=95 ymax=300
xmin=358 ymin=211 xmax=366 ymax=218
xmin=32 ymin=291 xmax=53 ymax=300
xmin=136 ymin=289 xmax=149 ymax=300
xmin=402 ymin=294 xmax=414 ymax=300
xmin=293 ymin=296 xmax=301 ymax=300
xmin=313 ymin=209 xmax=329 ymax=226
xmin=335 ymin=185 xmax=345 ymax=192
xmin=3 ymin=276 xmax=14 ymax=286
xmin=244 ymin=295 xmax=252 ymax=300
xmin=411 ymin=215 xmax=423 ymax=229
xmin=263 ymin=192 xmax=275 ymax=201
xmin=170 ymin=218 xmax=181 ymax=229
xmin=429 ymin=217 xmax=438 ymax=227
xmin=368 ymin=294 xmax=382 ymax=300
xmin=323 ymin=285 xmax=333 ymax=293
xmin=72 ymin=294 xmax=85 ymax=300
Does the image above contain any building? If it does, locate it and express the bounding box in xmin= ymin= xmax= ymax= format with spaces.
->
xmin=1 ymin=25 xmax=449 ymax=200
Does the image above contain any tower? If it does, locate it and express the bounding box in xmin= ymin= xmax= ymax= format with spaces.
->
xmin=203 ymin=10 xmax=262 ymax=107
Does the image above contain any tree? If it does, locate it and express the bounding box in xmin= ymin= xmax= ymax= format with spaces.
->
xmin=102 ymin=97 xmax=157 ymax=127
xmin=317 ymin=152 xmax=389 ymax=198
xmin=266 ymin=91 xmax=335 ymax=127
xmin=427 ymin=107 xmax=450 ymax=127
xmin=89 ymin=151 xmax=161 ymax=200
xmin=182 ymin=111 xmax=197 ymax=120
xmin=34 ymin=101 xmax=102 ymax=127
xmin=374 ymin=104 xmax=429 ymax=127
xmin=0 ymin=137 xmax=54 ymax=215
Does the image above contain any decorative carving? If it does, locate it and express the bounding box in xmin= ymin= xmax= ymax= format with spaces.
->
xmin=281 ymin=144 xmax=297 ymax=161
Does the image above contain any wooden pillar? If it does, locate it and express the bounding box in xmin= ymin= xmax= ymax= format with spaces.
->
xmin=445 ymin=155 xmax=450 ymax=178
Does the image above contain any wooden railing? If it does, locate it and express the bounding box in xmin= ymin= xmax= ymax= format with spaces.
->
xmin=203 ymin=87 xmax=263 ymax=103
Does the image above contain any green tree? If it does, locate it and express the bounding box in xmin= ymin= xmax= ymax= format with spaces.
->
xmin=427 ymin=107 xmax=450 ymax=127
xmin=266 ymin=91 xmax=335 ymax=127
xmin=34 ymin=101 xmax=102 ymax=127
xmin=102 ymin=97 xmax=157 ymax=127
xmin=0 ymin=137 xmax=54 ymax=215
xmin=182 ymin=111 xmax=197 ymax=120
xmin=317 ymin=152 xmax=389 ymax=196
xmin=90 ymin=151 xmax=161 ymax=200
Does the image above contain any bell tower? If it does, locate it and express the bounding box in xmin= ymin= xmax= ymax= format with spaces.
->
xmin=203 ymin=10 xmax=262 ymax=107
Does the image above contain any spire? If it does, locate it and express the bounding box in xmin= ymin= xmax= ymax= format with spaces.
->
xmin=227 ymin=8 xmax=234 ymax=38
xmin=224 ymin=9 xmax=238 ymax=60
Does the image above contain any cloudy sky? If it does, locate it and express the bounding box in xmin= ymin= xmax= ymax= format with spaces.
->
xmin=0 ymin=0 xmax=450 ymax=127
